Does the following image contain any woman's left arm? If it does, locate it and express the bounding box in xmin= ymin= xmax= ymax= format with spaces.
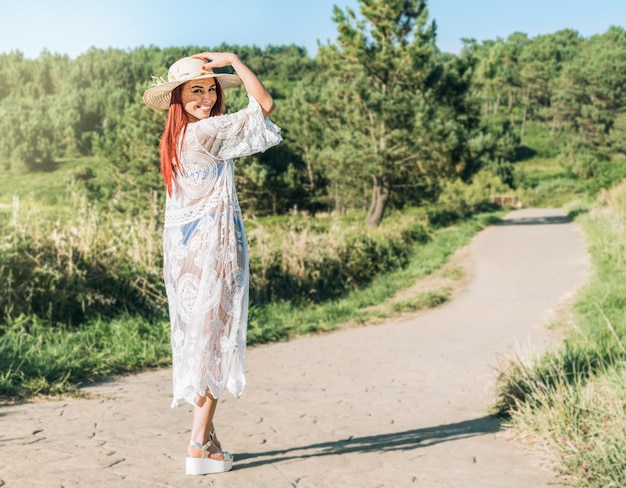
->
xmin=192 ymin=52 xmax=275 ymax=118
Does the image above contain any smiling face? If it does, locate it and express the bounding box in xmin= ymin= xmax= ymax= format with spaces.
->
xmin=181 ymin=78 xmax=218 ymax=122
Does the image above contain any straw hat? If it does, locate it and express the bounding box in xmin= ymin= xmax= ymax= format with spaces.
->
xmin=143 ymin=56 xmax=242 ymax=110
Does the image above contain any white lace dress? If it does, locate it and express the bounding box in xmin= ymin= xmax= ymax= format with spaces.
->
xmin=163 ymin=95 xmax=282 ymax=407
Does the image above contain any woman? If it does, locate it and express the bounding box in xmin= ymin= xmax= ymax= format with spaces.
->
xmin=143 ymin=52 xmax=281 ymax=475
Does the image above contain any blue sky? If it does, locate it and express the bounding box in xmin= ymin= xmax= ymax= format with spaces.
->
xmin=0 ymin=0 xmax=624 ymax=59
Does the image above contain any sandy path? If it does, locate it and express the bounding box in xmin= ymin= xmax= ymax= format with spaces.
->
xmin=0 ymin=208 xmax=590 ymax=487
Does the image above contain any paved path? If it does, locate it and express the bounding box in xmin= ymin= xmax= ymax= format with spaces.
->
xmin=0 ymin=208 xmax=590 ymax=487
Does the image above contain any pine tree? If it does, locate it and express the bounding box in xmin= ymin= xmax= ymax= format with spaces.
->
xmin=319 ymin=0 xmax=470 ymax=226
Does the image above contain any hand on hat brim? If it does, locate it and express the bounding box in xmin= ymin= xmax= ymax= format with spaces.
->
xmin=191 ymin=52 xmax=238 ymax=71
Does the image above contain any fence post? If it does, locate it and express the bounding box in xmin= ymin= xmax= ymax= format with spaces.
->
xmin=13 ymin=195 xmax=19 ymax=225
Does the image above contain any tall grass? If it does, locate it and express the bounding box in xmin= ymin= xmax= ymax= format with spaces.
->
xmin=0 ymin=186 xmax=164 ymax=324
xmin=495 ymin=182 xmax=626 ymax=487
xmin=0 ymin=193 xmax=433 ymax=325
xmin=246 ymin=208 xmax=430 ymax=305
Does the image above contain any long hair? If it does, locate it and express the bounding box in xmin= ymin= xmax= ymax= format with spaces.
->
xmin=159 ymin=79 xmax=225 ymax=196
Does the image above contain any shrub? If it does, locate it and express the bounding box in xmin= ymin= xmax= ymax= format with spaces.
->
xmin=248 ymin=211 xmax=430 ymax=305
xmin=1 ymin=197 xmax=432 ymax=325
xmin=431 ymin=170 xmax=506 ymax=226
xmin=0 ymin=197 xmax=165 ymax=325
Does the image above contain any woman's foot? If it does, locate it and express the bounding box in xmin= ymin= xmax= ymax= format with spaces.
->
xmin=185 ymin=436 xmax=233 ymax=475
xmin=186 ymin=438 xmax=226 ymax=461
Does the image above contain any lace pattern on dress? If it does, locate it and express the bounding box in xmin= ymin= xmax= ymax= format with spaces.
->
xmin=163 ymin=95 xmax=282 ymax=407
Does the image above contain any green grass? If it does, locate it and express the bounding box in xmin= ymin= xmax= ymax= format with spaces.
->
xmin=507 ymin=119 xmax=626 ymax=209
xmin=0 ymin=156 xmax=112 ymax=208
xmin=519 ymin=121 xmax=565 ymax=159
xmin=0 ymin=315 xmax=171 ymax=398
xmin=514 ymin=153 xmax=626 ymax=209
xmin=390 ymin=288 xmax=451 ymax=314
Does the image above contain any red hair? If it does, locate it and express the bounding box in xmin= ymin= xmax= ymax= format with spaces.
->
xmin=159 ymin=79 xmax=225 ymax=195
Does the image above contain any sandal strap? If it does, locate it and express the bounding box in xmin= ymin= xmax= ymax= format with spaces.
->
xmin=189 ymin=439 xmax=212 ymax=458
xmin=208 ymin=427 xmax=221 ymax=449
xmin=189 ymin=437 xmax=233 ymax=462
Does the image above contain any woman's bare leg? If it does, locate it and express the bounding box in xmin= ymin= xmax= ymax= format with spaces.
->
xmin=186 ymin=392 xmax=225 ymax=460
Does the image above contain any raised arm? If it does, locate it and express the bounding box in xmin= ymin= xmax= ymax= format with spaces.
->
xmin=191 ymin=52 xmax=275 ymax=118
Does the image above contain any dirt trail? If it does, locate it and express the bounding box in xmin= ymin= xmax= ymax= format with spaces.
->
xmin=0 ymin=208 xmax=590 ymax=487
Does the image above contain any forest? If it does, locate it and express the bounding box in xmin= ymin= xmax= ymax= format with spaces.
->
xmin=0 ymin=5 xmax=623 ymax=224
xmin=1 ymin=1 xmax=626 ymax=485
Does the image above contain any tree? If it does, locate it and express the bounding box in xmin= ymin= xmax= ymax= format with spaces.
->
xmin=278 ymin=75 xmax=332 ymax=213
xmin=0 ymin=97 xmax=57 ymax=169
xmin=518 ymin=29 xmax=581 ymax=136
xmin=318 ymin=0 xmax=479 ymax=226
xmin=578 ymin=27 xmax=626 ymax=145
xmin=552 ymin=26 xmax=626 ymax=147
xmin=317 ymin=0 xmax=438 ymax=226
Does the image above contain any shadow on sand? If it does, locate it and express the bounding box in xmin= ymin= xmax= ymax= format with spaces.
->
xmin=233 ymin=415 xmax=501 ymax=470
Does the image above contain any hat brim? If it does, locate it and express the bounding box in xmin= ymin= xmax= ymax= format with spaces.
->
xmin=143 ymin=73 xmax=242 ymax=110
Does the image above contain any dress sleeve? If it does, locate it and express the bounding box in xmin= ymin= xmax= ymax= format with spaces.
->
xmin=190 ymin=95 xmax=282 ymax=161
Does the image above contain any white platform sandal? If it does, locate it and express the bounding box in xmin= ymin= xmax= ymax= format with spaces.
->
xmin=185 ymin=431 xmax=233 ymax=475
